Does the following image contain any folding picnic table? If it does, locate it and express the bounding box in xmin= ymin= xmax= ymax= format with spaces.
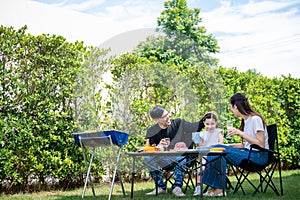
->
xmin=73 ymin=130 xmax=129 ymax=200
xmin=127 ymin=149 xmax=228 ymax=199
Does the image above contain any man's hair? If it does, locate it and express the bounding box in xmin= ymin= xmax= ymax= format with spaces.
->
xmin=150 ymin=105 xmax=165 ymax=119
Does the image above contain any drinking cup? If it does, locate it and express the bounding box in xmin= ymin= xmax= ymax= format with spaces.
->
xmin=192 ymin=132 xmax=200 ymax=144
xmin=162 ymin=138 xmax=170 ymax=151
xmin=226 ymin=120 xmax=233 ymax=140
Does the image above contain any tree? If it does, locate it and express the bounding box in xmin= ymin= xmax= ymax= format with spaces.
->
xmin=109 ymin=0 xmax=224 ymax=135
xmin=0 ymin=25 xmax=86 ymax=193
xmin=73 ymin=46 xmax=112 ymax=132
xmin=156 ymin=0 xmax=219 ymax=63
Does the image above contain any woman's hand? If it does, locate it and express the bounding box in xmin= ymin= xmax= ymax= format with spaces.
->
xmin=227 ymin=127 xmax=242 ymax=137
xmin=228 ymin=128 xmax=266 ymax=148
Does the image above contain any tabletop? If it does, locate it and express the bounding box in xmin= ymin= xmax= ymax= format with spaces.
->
xmin=126 ymin=149 xmax=227 ymax=157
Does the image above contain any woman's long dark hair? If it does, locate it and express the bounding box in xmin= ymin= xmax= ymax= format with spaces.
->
xmin=229 ymin=93 xmax=266 ymax=130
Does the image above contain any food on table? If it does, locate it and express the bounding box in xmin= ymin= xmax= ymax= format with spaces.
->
xmin=209 ymin=147 xmax=225 ymax=152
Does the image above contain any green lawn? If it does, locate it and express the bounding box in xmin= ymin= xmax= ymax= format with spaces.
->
xmin=1 ymin=169 xmax=299 ymax=200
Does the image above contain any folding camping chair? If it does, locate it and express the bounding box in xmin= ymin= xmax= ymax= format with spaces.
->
xmin=230 ymin=124 xmax=283 ymax=196
xmin=162 ymin=155 xmax=195 ymax=192
xmin=73 ymin=130 xmax=129 ymax=200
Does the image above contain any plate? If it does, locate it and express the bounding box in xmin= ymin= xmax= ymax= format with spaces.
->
xmin=209 ymin=151 xmax=224 ymax=153
xmin=177 ymin=149 xmax=210 ymax=153
xmin=197 ymin=149 xmax=210 ymax=153
xmin=176 ymin=149 xmax=199 ymax=153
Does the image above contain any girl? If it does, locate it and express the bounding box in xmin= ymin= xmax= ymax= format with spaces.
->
xmin=202 ymin=93 xmax=269 ymax=197
xmin=192 ymin=112 xmax=224 ymax=196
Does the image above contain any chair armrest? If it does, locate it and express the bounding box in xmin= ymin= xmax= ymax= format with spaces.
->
xmin=250 ymin=144 xmax=276 ymax=154
xmin=250 ymin=144 xmax=265 ymax=151
xmin=247 ymin=144 xmax=279 ymax=161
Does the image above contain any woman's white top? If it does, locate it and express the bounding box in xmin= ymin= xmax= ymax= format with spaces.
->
xmin=244 ymin=115 xmax=269 ymax=150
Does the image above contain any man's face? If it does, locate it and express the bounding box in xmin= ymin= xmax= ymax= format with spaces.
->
xmin=156 ymin=110 xmax=171 ymax=128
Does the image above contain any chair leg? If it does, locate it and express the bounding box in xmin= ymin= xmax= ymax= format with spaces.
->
xmin=278 ymin=160 xmax=283 ymax=195
xmin=260 ymin=164 xmax=281 ymax=195
xmin=183 ymin=170 xmax=194 ymax=193
xmin=226 ymin=176 xmax=234 ymax=191
xmin=234 ymin=170 xmax=250 ymax=195
xmin=232 ymin=162 xmax=283 ymax=196
xmin=184 ymin=170 xmax=197 ymax=192
xmin=231 ymin=166 xmax=246 ymax=195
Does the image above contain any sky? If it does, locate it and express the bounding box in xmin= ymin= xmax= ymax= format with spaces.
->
xmin=1 ymin=0 xmax=300 ymax=78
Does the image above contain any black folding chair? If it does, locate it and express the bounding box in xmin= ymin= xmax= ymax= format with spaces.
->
xmin=230 ymin=124 xmax=283 ymax=196
xmin=165 ymin=153 xmax=233 ymax=194
xmin=162 ymin=156 xmax=192 ymax=189
xmin=182 ymin=155 xmax=198 ymax=192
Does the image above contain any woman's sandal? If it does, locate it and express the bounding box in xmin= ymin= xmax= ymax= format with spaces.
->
xmin=203 ymin=190 xmax=214 ymax=196
xmin=211 ymin=191 xmax=227 ymax=197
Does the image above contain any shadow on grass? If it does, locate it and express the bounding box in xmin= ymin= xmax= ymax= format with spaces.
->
xmin=2 ymin=170 xmax=298 ymax=200
xmin=54 ymin=174 xmax=296 ymax=200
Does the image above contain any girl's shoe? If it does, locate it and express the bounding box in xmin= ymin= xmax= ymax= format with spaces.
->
xmin=193 ymin=186 xmax=201 ymax=196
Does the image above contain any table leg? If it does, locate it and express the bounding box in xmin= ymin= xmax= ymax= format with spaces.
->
xmin=220 ymin=156 xmax=225 ymax=196
xmin=199 ymin=154 xmax=203 ymax=200
xmin=155 ymin=170 xmax=159 ymax=196
xmin=130 ymin=157 xmax=136 ymax=199
xmin=82 ymin=148 xmax=96 ymax=198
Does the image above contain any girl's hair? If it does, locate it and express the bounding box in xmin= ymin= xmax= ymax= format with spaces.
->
xmin=202 ymin=112 xmax=218 ymax=127
xmin=229 ymin=93 xmax=266 ymax=130
xmin=203 ymin=112 xmax=217 ymax=122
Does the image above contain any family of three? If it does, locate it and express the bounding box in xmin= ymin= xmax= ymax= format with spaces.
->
xmin=143 ymin=93 xmax=269 ymax=197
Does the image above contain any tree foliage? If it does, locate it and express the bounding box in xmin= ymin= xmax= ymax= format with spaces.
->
xmin=109 ymin=0 xmax=300 ymax=170
xmin=110 ymin=0 xmax=223 ymax=135
xmin=73 ymin=47 xmax=112 ymax=132
xmin=157 ymin=0 xmax=219 ymax=63
xmin=0 ymin=25 xmax=86 ymax=193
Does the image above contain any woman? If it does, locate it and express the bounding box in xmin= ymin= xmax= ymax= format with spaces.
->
xmin=202 ymin=93 xmax=269 ymax=196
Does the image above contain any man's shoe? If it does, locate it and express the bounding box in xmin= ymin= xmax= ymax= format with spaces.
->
xmin=172 ymin=186 xmax=185 ymax=197
xmin=146 ymin=187 xmax=167 ymax=195
xmin=193 ymin=186 xmax=201 ymax=196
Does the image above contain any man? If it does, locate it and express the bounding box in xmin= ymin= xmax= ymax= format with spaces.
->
xmin=144 ymin=105 xmax=205 ymax=196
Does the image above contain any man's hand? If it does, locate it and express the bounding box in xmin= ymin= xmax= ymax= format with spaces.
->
xmin=174 ymin=142 xmax=188 ymax=150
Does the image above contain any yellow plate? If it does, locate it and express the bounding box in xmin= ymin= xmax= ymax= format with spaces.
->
xmin=210 ymin=147 xmax=225 ymax=152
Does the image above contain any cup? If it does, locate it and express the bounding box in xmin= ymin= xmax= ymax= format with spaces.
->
xmin=226 ymin=120 xmax=233 ymax=140
xmin=192 ymin=132 xmax=200 ymax=144
xmin=162 ymin=138 xmax=170 ymax=150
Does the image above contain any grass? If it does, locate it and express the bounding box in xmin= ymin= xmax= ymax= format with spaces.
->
xmin=1 ymin=169 xmax=299 ymax=200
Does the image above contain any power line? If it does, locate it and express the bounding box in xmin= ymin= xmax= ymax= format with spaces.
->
xmin=220 ymin=33 xmax=300 ymax=54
